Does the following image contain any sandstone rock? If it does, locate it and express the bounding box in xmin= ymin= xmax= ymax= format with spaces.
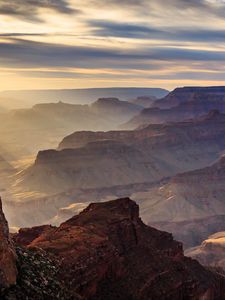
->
xmin=186 ymin=231 xmax=225 ymax=270
xmin=8 ymin=110 xmax=225 ymax=229
xmin=132 ymin=154 xmax=225 ymax=226
xmin=20 ymin=111 xmax=225 ymax=195
xmin=0 ymin=197 xmax=17 ymax=288
xmin=14 ymin=198 xmax=225 ymax=300
xmin=154 ymin=86 xmax=225 ymax=109
xmin=129 ymin=96 xmax=157 ymax=108
xmin=150 ymin=215 xmax=225 ymax=249
xmin=123 ymin=97 xmax=225 ymax=129
xmin=13 ymin=225 xmax=55 ymax=247
xmin=122 ymin=85 xmax=225 ymax=130
xmin=59 ymin=110 xmax=225 ymax=151
xmin=0 ymin=96 xmax=142 ymax=160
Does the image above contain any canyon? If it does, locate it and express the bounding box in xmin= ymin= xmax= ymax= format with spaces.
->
xmin=2 ymin=197 xmax=225 ymax=300
xmin=2 ymin=86 xmax=225 ymax=284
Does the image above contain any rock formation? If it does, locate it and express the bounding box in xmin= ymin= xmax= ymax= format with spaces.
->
xmin=151 ymin=215 xmax=225 ymax=249
xmin=0 ymin=87 xmax=168 ymax=109
xmin=122 ymin=154 xmax=225 ymax=254
xmin=0 ymin=97 xmax=142 ymax=159
xmin=153 ymin=86 xmax=225 ymax=109
xmin=122 ymin=97 xmax=225 ymax=129
xmin=59 ymin=109 xmax=225 ymax=150
xmin=0 ymin=197 xmax=17 ymax=288
xmin=91 ymin=97 xmax=142 ymax=123
xmin=129 ymin=96 xmax=157 ymax=108
xmin=186 ymin=231 xmax=225 ymax=270
xmin=18 ymin=111 xmax=225 ymax=195
xmin=12 ymin=198 xmax=225 ymax=300
xmin=132 ymin=153 xmax=225 ymax=222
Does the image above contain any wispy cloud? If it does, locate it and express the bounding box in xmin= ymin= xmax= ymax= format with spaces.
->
xmin=89 ymin=0 xmax=225 ymax=18
xmin=1 ymin=0 xmax=225 ymax=90
xmin=0 ymin=0 xmax=77 ymax=22
xmin=89 ymin=20 xmax=225 ymax=43
xmin=1 ymin=38 xmax=225 ymax=69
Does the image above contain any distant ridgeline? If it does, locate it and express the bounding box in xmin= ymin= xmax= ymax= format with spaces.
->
xmin=0 ymin=87 xmax=169 ymax=109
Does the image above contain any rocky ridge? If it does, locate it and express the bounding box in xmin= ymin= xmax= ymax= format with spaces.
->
xmin=20 ymin=110 xmax=225 ymax=194
xmin=123 ymin=97 xmax=225 ymax=129
xmin=0 ymin=97 xmax=142 ymax=159
xmin=7 ymin=110 xmax=225 ymax=231
xmin=132 ymin=154 xmax=225 ymax=225
xmin=186 ymin=231 xmax=225 ymax=270
xmin=11 ymin=198 xmax=225 ymax=300
xmin=153 ymin=86 xmax=225 ymax=109
xmin=150 ymin=215 xmax=225 ymax=249
xmin=0 ymin=197 xmax=17 ymax=289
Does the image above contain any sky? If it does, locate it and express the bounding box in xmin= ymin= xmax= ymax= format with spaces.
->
xmin=1 ymin=0 xmax=225 ymax=91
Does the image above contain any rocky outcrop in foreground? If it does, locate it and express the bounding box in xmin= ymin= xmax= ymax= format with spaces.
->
xmin=0 ymin=198 xmax=17 ymax=288
xmin=0 ymin=198 xmax=75 ymax=299
xmin=11 ymin=198 xmax=225 ymax=300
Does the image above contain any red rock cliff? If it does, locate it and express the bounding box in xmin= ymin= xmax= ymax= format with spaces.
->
xmin=0 ymin=198 xmax=17 ymax=288
xmin=14 ymin=198 xmax=225 ymax=300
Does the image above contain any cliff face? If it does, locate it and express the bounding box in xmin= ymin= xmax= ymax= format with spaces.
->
xmin=186 ymin=231 xmax=225 ymax=271
xmin=122 ymin=85 xmax=225 ymax=131
xmin=133 ymin=154 xmax=225 ymax=224
xmin=59 ymin=109 xmax=225 ymax=150
xmin=91 ymin=97 xmax=142 ymax=114
xmin=18 ymin=111 xmax=225 ymax=195
xmin=123 ymin=97 xmax=225 ymax=129
xmin=129 ymin=96 xmax=157 ymax=108
xmin=151 ymin=215 xmax=225 ymax=249
xmin=14 ymin=198 xmax=225 ymax=300
xmin=0 ymin=197 xmax=17 ymax=288
xmin=0 ymin=97 xmax=143 ymax=160
xmin=0 ymin=200 xmax=78 ymax=300
xmin=153 ymin=86 xmax=225 ymax=109
xmin=0 ymin=87 xmax=168 ymax=109
xmin=23 ymin=140 xmax=156 ymax=193
xmin=129 ymin=154 xmax=225 ymax=254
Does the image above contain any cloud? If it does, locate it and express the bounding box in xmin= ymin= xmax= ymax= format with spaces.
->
xmin=89 ymin=0 xmax=225 ymax=21
xmin=89 ymin=0 xmax=220 ymax=11
xmin=90 ymin=21 xmax=162 ymax=38
xmin=89 ymin=0 xmax=146 ymax=6
xmin=1 ymin=0 xmax=225 ymax=88
xmin=0 ymin=33 xmax=48 ymax=37
xmin=1 ymin=38 xmax=225 ymax=71
xmin=89 ymin=20 xmax=225 ymax=43
xmin=0 ymin=0 xmax=77 ymax=22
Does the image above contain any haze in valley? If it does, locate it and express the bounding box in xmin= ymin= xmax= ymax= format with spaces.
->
xmin=1 ymin=1 xmax=225 ymax=299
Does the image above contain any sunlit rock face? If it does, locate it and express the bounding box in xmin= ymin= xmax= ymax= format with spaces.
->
xmin=130 ymin=154 xmax=225 ymax=254
xmin=13 ymin=198 xmax=225 ymax=300
xmin=0 ymin=197 xmax=17 ymax=288
xmin=186 ymin=231 xmax=225 ymax=270
xmin=134 ymin=154 xmax=225 ymax=224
